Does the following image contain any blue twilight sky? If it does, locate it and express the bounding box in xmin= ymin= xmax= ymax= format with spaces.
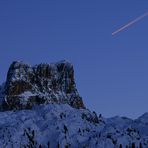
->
xmin=0 ymin=0 xmax=148 ymax=118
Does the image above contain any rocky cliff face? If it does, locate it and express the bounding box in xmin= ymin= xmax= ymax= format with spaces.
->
xmin=1 ymin=60 xmax=85 ymax=110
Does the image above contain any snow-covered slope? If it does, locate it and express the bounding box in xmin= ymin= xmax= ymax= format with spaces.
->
xmin=0 ymin=103 xmax=147 ymax=148
xmin=0 ymin=104 xmax=100 ymax=147
xmin=0 ymin=60 xmax=147 ymax=148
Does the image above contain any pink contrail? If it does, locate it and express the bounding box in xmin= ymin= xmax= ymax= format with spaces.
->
xmin=112 ymin=12 xmax=148 ymax=35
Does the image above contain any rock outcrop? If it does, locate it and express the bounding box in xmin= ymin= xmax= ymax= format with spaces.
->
xmin=1 ymin=60 xmax=85 ymax=110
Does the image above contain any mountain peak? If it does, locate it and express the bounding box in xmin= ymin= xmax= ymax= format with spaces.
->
xmin=1 ymin=60 xmax=85 ymax=110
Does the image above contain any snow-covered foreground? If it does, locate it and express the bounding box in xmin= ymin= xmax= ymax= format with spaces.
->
xmin=0 ymin=103 xmax=147 ymax=148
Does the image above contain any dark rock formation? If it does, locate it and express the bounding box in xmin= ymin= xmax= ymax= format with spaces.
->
xmin=1 ymin=60 xmax=85 ymax=110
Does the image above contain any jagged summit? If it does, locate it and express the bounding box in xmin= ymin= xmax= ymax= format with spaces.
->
xmin=1 ymin=60 xmax=85 ymax=110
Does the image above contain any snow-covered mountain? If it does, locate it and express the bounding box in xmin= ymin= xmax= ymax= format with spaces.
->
xmin=1 ymin=60 xmax=84 ymax=110
xmin=0 ymin=60 xmax=147 ymax=148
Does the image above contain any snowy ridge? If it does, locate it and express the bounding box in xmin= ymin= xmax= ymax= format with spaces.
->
xmin=0 ymin=104 xmax=146 ymax=147
xmin=0 ymin=104 xmax=100 ymax=147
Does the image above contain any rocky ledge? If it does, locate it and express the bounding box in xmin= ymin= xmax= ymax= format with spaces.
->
xmin=0 ymin=60 xmax=85 ymax=110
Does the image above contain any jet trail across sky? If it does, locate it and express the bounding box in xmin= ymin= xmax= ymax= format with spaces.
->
xmin=112 ymin=12 xmax=148 ymax=35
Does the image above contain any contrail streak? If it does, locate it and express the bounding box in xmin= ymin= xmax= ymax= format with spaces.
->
xmin=112 ymin=12 xmax=148 ymax=35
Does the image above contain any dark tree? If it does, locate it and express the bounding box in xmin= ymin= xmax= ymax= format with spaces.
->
xmin=132 ymin=142 xmax=135 ymax=148
xmin=119 ymin=144 xmax=122 ymax=148
xmin=47 ymin=141 xmax=50 ymax=148
xmin=139 ymin=142 xmax=143 ymax=148
xmin=57 ymin=142 xmax=60 ymax=148
xmin=64 ymin=125 xmax=68 ymax=134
